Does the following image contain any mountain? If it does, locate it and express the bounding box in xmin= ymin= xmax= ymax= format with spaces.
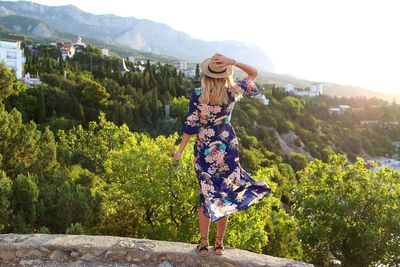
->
xmin=0 ymin=14 xmax=57 ymax=37
xmin=0 ymin=1 xmax=274 ymax=72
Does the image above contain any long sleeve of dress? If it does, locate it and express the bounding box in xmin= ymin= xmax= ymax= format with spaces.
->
xmin=237 ymin=76 xmax=258 ymax=97
xmin=180 ymin=89 xmax=201 ymax=135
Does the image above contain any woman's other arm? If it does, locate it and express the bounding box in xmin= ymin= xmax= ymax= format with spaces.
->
xmin=211 ymin=53 xmax=258 ymax=80
xmin=172 ymin=132 xmax=191 ymax=163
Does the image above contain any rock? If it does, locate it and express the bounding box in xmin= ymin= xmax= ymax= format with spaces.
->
xmin=39 ymin=247 xmax=50 ymax=253
xmin=158 ymin=261 xmax=173 ymax=267
xmin=104 ymin=250 xmax=127 ymax=260
xmin=0 ymin=234 xmax=313 ymax=267
xmin=78 ymin=253 xmax=98 ymax=261
xmin=0 ymin=249 xmax=15 ymax=261
xmin=70 ymin=251 xmax=80 ymax=258
xmin=126 ymin=250 xmax=151 ymax=262
xmin=16 ymin=249 xmax=43 ymax=259
xmin=49 ymin=250 xmax=68 ymax=261
xmin=166 ymin=253 xmax=185 ymax=263
xmin=19 ymin=259 xmax=43 ymax=266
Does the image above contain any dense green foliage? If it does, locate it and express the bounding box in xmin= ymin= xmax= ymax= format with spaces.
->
xmin=1 ymin=39 xmax=400 ymax=266
xmin=295 ymin=155 xmax=400 ymax=266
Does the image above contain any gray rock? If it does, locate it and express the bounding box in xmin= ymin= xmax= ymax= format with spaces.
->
xmin=16 ymin=248 xmax=43 ymax=259
xmin=0 ymin=249 xmax=15 ymax=260
xmin=104 ymin=250 xmax=127 ymax=261
xmin=0 ymin=234 xmax=313 ymax=267
xmin=49 ymin=250 xmax=68 ymax=261
xmin=78 ymin=253 xmax=98 ymax=261
xmin=19 ymin=258 xmax=43 ymax=266
xmin=158 ymin=261 xmax=173 ymax=267
xmin=70 ymin=251 xmax=80 ymax=258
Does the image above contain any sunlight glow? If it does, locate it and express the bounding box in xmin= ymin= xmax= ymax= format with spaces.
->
xmin=10 ymin=0 xmax=400 ymax=95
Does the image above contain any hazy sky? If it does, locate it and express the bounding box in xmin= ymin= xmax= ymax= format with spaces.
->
xmin=9 ymin=0 xmax=400 ymax=95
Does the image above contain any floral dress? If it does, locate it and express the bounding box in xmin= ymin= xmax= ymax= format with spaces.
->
xmin=180 ymin=77 xmax=272 ymax=222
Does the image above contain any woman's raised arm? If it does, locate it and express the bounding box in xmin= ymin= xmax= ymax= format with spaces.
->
xmin=211 ymin=53 xmax=258 ymax=81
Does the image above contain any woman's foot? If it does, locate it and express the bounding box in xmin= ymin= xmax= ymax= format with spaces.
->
xmin=213 ymin=236 xmax=224 ymax=255
xmin=197 ymin=237 xmax=209 ymax=257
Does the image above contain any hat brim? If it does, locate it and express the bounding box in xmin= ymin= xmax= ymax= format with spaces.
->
xmin=200 ymin=58 xmax=234 ymax=78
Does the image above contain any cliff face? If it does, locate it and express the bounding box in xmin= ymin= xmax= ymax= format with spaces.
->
xmin=0 ymin=234 xmax=312 ymax=267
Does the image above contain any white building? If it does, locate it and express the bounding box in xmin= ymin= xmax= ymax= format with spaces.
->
xmin=183 ymin=69 xmax=196 ymax=78
xmin=20 ymin=73 xmax=42 ymax=87
xmin=255 ymin=94 xmax=269 ymax=105
xmin=101 ymin=48 xmax=109 ymax=56
xmin=285 ymin=84 xmax=294 ymax=92
xmin=73 ymin=36 xmax=86 ymax=52
xmin=0 ymin=39 xmax=23 ymax=79
xmin=177 ymin=61 xmax=187 ymax=70
xmin=329 ymin=105 xmax=351 ymax=115
xmin=60 ymin=44 xmax=76 ymax=60
xmin=128 ymin=56 xmax=135 ymax=63
xmin=286 ymin=83 xmax=323 ymax=97
xmin=311 ymin=83 xmax=323 ymax=94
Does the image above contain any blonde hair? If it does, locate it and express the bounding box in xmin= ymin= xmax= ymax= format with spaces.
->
xmin=199 ymin=75 xmax=243 ymax=105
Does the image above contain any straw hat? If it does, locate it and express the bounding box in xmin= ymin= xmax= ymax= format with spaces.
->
xmin=201 ymin=58 xmax=234 ymax=78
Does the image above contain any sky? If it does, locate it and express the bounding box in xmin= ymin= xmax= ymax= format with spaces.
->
xmin=9 ymin=0 xmax=400 ymax=95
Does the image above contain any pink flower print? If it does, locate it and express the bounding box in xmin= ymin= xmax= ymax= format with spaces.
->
xmin=230 ymin=137 xmax=238 ymax=147
xmin=220 ymin=192 xmax=228 ymax=198
xmin=207 ymin=166 xmax=217 ymax=174
xmin=205 ymin=129 xmax=215 ymax=137
xmin=221 ymin=131 xmax=229 ymax=139
xmin=194 ymin=162 xmax=201 ymax=171
xmin=213 ymin=106 xmax=222 ymax=113
xmin=199 ymin=104 xmax=214 ymax=117
xmin=201 ymin=180 xmax=215 ymax=197
xmin=187 ymin=110 xmax=199 ymax=122
xmin=256 ymin=193 xmax=265 ymax=200
xmin=190 ymin=120 xmax=197 ymax=127
xmin=205 ymin=155 xmax=214 ymax=163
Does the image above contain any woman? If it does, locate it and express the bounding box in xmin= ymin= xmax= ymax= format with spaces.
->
xmin=172 ymin=53 xmax=272 ymax=256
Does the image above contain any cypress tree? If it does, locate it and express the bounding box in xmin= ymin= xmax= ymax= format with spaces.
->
xmin=195 ymin=63 xmax=200 ymax=78
xmin=37 ymin=86 xmax=46 ymax=124
xmin=58 ymin=52 xmax=65 ymax=75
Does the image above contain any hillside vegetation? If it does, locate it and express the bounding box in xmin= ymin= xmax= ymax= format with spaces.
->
xmin=0 ymin=41 xmax=399 ymax=266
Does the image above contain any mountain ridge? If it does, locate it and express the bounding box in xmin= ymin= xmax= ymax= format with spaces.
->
xmin=0 ymin=0 xmax=275 ymax=72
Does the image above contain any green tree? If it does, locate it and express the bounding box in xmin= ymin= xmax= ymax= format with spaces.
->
xmin=294 ymin=155 xmax=400 ymax=266
xmin=0 ymin=64 xmax=27 ymax=101
xmin=0 ymin=171 xmax=12 ymax=232
xmin=82 ymin=81 xmax=110 ymax=108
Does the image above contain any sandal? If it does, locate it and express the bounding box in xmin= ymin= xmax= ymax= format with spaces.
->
xmin=213 ymin=236 xmax=225 ymax=255
xmin=196 ymin=237 xmax=209 ymax=257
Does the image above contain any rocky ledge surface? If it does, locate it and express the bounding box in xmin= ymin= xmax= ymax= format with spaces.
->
xmin=0 ymin=234 xmax=313 ymax=267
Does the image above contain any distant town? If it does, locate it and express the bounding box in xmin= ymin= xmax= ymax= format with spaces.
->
xmin=0 ymin=36 xmax=198 ymax=86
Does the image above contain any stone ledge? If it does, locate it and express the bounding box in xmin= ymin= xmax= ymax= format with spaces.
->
xmin=0 ymin=234 xmax=313 ymax=267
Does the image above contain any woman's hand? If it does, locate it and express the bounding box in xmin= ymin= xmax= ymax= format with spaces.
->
xmin=172 ymin=150 xmax=183 ymax=164
xmin=211 ymin=53 xmax=235 ymax=68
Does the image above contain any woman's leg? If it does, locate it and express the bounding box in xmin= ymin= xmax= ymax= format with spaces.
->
xmin=214 ymin=215 xmax=228 ymax=254
xmin=198 ymin=207 xmax=210 ymax=255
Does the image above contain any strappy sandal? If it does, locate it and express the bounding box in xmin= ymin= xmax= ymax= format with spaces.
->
xmin=213 ymin=236 xmax=225 ymax=255
xmin=196 ymin=237 xmax=209 ymax=257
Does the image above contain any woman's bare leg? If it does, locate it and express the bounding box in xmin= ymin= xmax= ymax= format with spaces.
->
xmin=198 ymin=207 xmax=210 ymax=255
xmin=215 ymin=216 xmax=228 ymax=254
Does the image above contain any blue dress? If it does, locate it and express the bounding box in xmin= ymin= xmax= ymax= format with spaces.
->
xmin=180 ymin=77 xmax=272 ymax=222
